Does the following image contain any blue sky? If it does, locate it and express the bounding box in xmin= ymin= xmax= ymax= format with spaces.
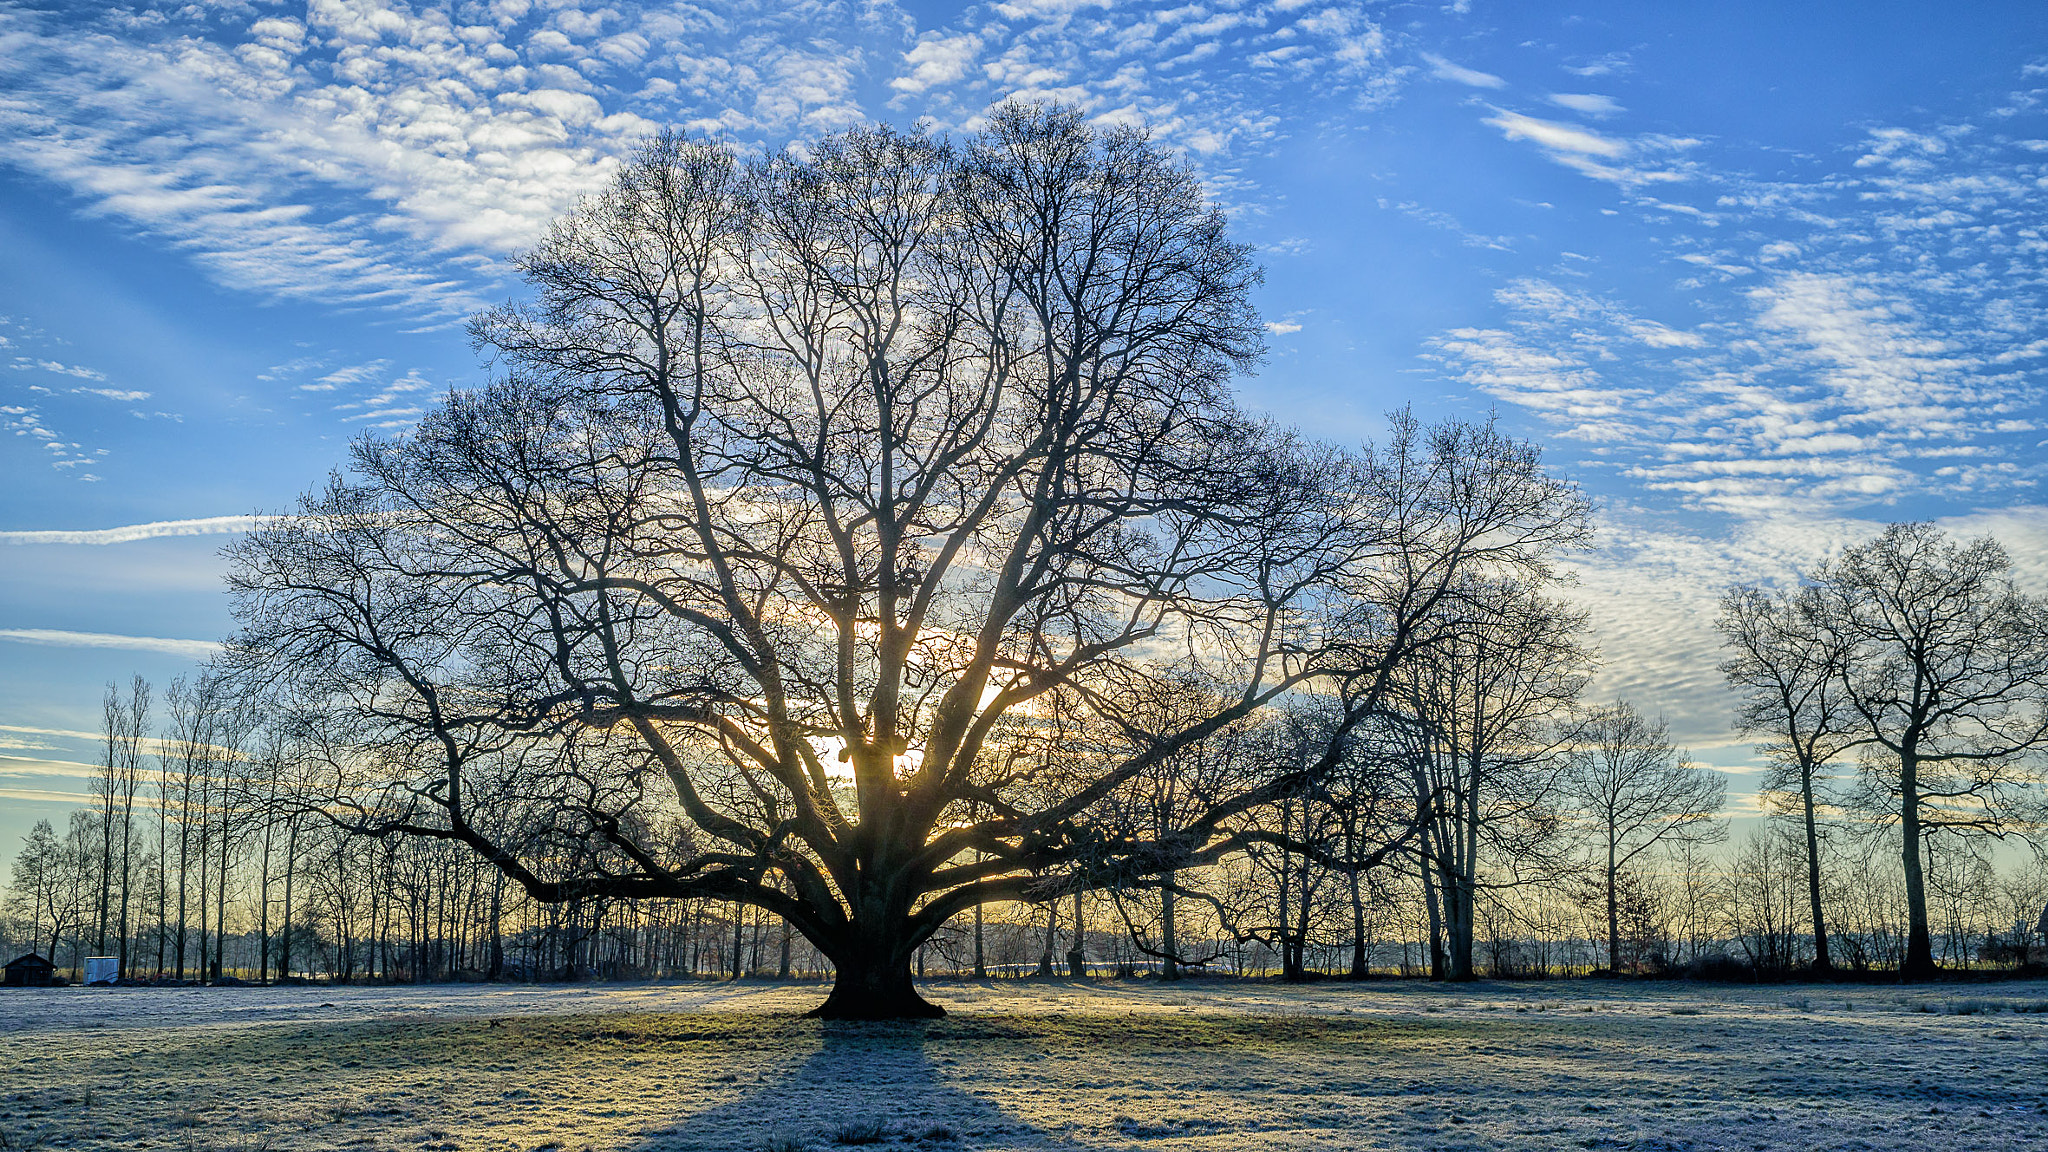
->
xmin=2 ymin=0 xmax=2046 ymax=863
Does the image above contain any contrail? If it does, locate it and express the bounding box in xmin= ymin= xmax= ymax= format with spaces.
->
xmin=0 ymin=629 xmax=221 ymax=659
xmin=0 ymin=515 xmax=273 ymax=545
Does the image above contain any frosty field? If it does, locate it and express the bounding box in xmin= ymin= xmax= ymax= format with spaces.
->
xmin=2 ymin=979 xmax=2045 ymax=1152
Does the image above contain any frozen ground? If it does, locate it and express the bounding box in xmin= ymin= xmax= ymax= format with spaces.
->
xmin=2 ymin=977 xmax=2045 ymax=1151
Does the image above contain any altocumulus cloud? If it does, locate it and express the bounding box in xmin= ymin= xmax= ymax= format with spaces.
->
xmin=1433 ymin=72 xmax=2048 ymax=523
xmin=0 ymin=1 xmax=1412 ymax=320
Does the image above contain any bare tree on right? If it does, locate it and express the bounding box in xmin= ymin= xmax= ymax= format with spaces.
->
xmin=1808 ymin=523 xmax=2048 ymax=979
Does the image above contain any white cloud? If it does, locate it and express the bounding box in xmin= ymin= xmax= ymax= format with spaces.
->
xmin=11 ymin=357 xmax=104 ymax=381
xmin=892 ymin=33 xmax=981 ymax=94
xmin=1485 ymin=110 xmax=1626 ymax=157
xmin=0 ymin=786 xmax=93 ymax=805
xmin=71 ymin=387 xmax=150 ymax=402
xmin=0 ymin=755 xmax=101 ymax=781
xmin=1562 ymin=52 xmax=1631 ymax=78
xmin=1420 ymin=51 xmax=1503 ymax=88
xmin=0 ymin=1 xmax=1417 ymax=324
xmin=1437 ymin=258 xmax=2042 ymax=516
xmin=1563 ymin=505 xmax=2048 ymax=759
xmin=992 ymin=0 xmax=1110 ymax=21
xmin=1547 ymin=92 xmax=1622 ymax=117
xmin=0 ymin=724 xmax=99 ymax=742
xmin=1482 ymin=108 xmax=1696 ymax=187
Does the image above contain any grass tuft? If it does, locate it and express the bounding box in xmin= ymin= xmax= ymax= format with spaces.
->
xmin=833 ymin=1118 xmax=891 ymax=1145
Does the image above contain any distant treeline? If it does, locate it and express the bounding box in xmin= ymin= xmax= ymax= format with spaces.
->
xmin=8 ymin=520 xmax=2048 ymax=986
xmin=7 ymin=719 xmax=2044 ymax=985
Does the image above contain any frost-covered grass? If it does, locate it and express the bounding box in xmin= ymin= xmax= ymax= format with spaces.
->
xmin=2 ymin=977 xmax=2045 ymax=1151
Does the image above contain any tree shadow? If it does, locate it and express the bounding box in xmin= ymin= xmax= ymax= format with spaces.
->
xmin=626 ymin=1017 xmax=1064 ymax=1152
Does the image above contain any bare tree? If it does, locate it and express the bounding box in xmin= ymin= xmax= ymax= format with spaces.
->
xmin=1717 ymin=583 xmax=1853 ymax=972
xmin=94 ymin=676 xmax=149 ymax=976
xmin=1089 ymin=674 xmax=1266 ymax=978
xmin=225 ymin=107 xmax=1587 ymax=1017
xmin=1809 ymin=523 xmax=2048 ymax=978
xmin=164 ymin=674 xmax=222 ymax=982
xmin=5 ymin=820 xmax=78 ymax=963
xmin=1399 ymin=576 xmax=1590 ymax=980
xmin=1566 ymin=702 xmax=1725 ymax=973
xmin=1720 ymin=824 xmax=1807 ymax=972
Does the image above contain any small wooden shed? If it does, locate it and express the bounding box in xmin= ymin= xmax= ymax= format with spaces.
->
xmin=4 ymin=953 xmax=55 ymax=987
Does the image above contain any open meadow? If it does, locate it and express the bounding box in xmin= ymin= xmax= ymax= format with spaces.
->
xmin=2 ymin=978 xmax=2045 ymax=1152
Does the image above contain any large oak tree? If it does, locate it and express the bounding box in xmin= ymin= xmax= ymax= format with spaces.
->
xmin=225 ymin=105 xmax=1586 ymax=1017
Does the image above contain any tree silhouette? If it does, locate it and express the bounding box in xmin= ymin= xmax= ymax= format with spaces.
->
xmin=225 ymin=104 xmax=1587 ymax=1017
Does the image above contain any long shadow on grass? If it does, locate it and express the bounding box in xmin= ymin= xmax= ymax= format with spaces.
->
xmin=629 ymin=1018 xmax=1061 ymax=1152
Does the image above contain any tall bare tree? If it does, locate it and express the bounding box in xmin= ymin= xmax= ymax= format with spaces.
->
xmin=164 ymin=674 xmax=220 ymax=981
xmin=1808 ymin=523 xmax=2048 ymax=978
xmin=1566 ymin=702 xmax=1725 ymax=973
xmin=225 ymin=106 xmax=1587 ymax=1017
xmin=1717 ymin=583 xmax=1852 ymax=972
xmin=94 ymin=676 xmax=149 ymax=976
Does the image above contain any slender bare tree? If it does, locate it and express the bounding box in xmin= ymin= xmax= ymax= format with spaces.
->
xmin=1566 ymin=702 xmax=1725 ymax=973
xmin=1717 ymin=583 xmax=1852 ymax=972
xmin=93 ymin=677 xmax=148 ymax=976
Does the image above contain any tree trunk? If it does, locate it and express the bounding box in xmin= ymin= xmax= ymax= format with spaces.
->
xmin=1605 ymin=838 xmax=1621 ymax=976
xmin=973 ymin=901 xmax=987 ymax=980
xmin=257 ymin=817 xmax=273 ymax=984
xmin=808 ymin=946 xmax=942 ymax=1020
xmin=174 ymin=784 xmax=190 ymax=982
xmin=213 ymin=811 xmax=230 ymax=981
xmin=1899 ymin=752 xmax=1937 ymax=979
xmin=1066 ymin=891 xmax=1086 ymax=977
xmin=1446 ymin=864 xmax=1474 ymax=982
xmin=155 ymin=800 xmax=168 ymax=979
xmin=1419 ymin=854 xmax=1445 ymax=981
xmin=279 ymin=821 xmax=298 ymax=982
xmin=487 ymin=876 xmax=504 ymax=981
xmin=1452 ymin=750 xmax=1480 ymax=981
xmin=1799 ymin=762 xmax=1832 ymax=973
xmin=1347 ymin=858 xmax=1367 ymax=980
xmin=1037 ymin=903 xmax=1055 ymax=976
xmin=1159 ymin=873 xmax=1179 ymax=981
xmin=118 ymin=789 xmax=133 ymax=978
xmin=1287 ymin=855 xmax=1312 ymax=981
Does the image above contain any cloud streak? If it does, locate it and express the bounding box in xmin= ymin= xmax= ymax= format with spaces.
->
xmin=0 ymin=629 xmax=221 ymax=659
xmin=1421 ymin=52 xmax=1504 ymax=89
xmin=0 ymin=516 xmax=273 ymax=546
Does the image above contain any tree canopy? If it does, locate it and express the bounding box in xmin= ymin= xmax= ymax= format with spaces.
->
xmin=224 ymin=103 xmax=1589 ymax=1017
